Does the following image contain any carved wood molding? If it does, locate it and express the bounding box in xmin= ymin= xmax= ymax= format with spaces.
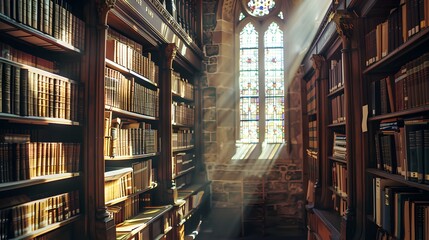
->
xmin=310 ymin=54 xmax=325 ymax=80
xmin=148 ymin=0 xmax=193 ymax=43
xmin=329 ymin=10 xmax=354 ymax=39
xmin=165 ymin=43 xmax=178 ymax=69
xmin=97 ymin=0 xmax=117 ymax=24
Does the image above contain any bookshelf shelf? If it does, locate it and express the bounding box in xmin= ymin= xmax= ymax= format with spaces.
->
xmin=9 ymin=215 xmax=81 ymax=240
xmin=328 ymin=122 xmax=346 ymax=128
xmin=105 ymin=152 xmax=159 ymax=161
xmin=0 ymin=113 xmax=81 ymax=126
xmin=363 ymin=28 xmax=429 ymax=75
xmin=105 ymin=182 xmax=158 ymax=206
xmin=0 ymin=173 xmax=80 ymax=192
xmin=172 ymin=123 xmax=194 ymax=128
xmin=172 ymin=92 xmax=194 ymax=102
xmin=105 ymin=106 xmax=158 ymax=121
xmin=173 ymin=166 xmax=196 ymax=179
xmin=177 ymin=181 xmax=211 ymax=197
xmin=366 ymin=169 xmax=429 ymax=192
xmin=328 ymin=156 xmax=347 ymax=164
xmin=172 ymin=146 xmax=195 ymax=152
xmin=115 ymin=205 xmax=173 ymax=239
xmin=327 ymin=86 xmax=344 ymax=98
xmin=368 ymin=105 xmax=429 ymax=121
xmin=105 ymin=59 xmax=158 ymax=88
xmin=0 ymin=14 xmax=82 ymax=54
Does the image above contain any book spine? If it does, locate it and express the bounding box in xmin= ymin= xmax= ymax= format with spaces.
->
xmin=424 ymin=129 xmax=429 ymax=183
xmin=3 ymin=63 xmax=11 ymax=114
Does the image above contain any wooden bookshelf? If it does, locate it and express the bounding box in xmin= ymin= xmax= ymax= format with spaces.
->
xmin=303 ymin=1 xmax=363 ymax=239
xmin=354 ymin=0 xmax=429 ymax=238
xmin=0 ymin=0 xmax=86 ymax=238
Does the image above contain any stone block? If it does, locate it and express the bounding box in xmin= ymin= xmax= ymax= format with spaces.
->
xmin=267 ymin=182 xmax=288 ymax=192
xmin=203 ymin=120 xmax=217 ymax=131
xmin=266 ymin=171 xmax=282 ymax=181
xmin=203 ymin=87 xmax=216 ymax=97
xmin=202 ymin=96 xmax=215 ymax=109
xmin=203 ymin=108 xmax=216 ymax=121
xmin=224 ymin=182 xmax=241 ymax=191
xmin=228 ymin=191 xmax=242 ymax=202
xmin=205 ymin=44 xmax=220 ymax=56
xmin=211 ymin=170 xmax=243 ymax=181
xmin=207 ymin=64 xmax=217 ymax=73
xmin=204 ymin=142 xmax=218 ymax=154
xmin=285 ymin=170 xmax=303 ymax=181
xmin=213 ymin=192 xmax=228 ymax=202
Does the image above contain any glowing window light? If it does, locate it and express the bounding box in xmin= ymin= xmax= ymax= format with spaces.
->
xmin=247 ymin=0 xmax=275 ymax=17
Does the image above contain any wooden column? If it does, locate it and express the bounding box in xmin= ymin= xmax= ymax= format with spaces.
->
xmin=332 ymin=10 xmax=356 ymax=240
xmin=83 ymin=0 xmax=116 ymax=239
xmin=159 ymin=43 xmax=177 ymax=204
xmin=310 ymin=54 xmax=326 ymax=210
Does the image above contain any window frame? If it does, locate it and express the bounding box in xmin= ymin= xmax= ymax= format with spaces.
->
xmin=235 ymin=5 xmax=287 ymax=144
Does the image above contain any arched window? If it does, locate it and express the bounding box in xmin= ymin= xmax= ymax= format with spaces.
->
xmin=237 ymin=0 xmax=285 ymax=144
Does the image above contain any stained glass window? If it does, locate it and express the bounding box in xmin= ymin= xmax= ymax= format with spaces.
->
xmin=239 ymin=12 xmax=246 ymax=21
xmin=278 ymin=11 xmax=283 ymax=19
xmin=239 ymin=23 xmax=259 ymax=142
xmin=264 ymin=22 xmax=284 ymax=143
xmin=247 ymin=0 xmax=275 ymax=17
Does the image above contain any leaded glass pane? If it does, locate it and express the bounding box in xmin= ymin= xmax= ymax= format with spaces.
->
xmin=240 ymin=97 xmax=259 ymax=120
xmin=239 ymin=23 xmax=259 ymax=142
xmin=266 ymin=120 xmax=284 ymax=143
xmin=239 ymin=12 xmax=246 ymax=21
xmin=265 ymin=97 xmax=284 ymax=120
xmin=264 ymin=22 xmax=284 ymax=142
xmin=278 ymin=11 xmax=284 ymax=19
xmin=247 ymin=0 xmax=276 ymax=17
xmin=240 ymin=121 xmax=259 ymax=143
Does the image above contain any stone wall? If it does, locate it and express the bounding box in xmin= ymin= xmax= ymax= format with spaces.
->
xmin=201 ymin=0 xmax=306 ymax=235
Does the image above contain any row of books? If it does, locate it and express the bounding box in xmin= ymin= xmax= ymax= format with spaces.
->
xmin=365 ymin=0 xmax=429 ymax=66
xmin=375 ymin=119 xmax=429 ymax=184
xmin=106 ymin=31 xmax=159 ymax=84
xmin=332 ymin=162 xmax=347 ymax=198
xmin=131 ymin=159 xmax=153 ymax=192
xmin=105 ymin=67 xmax=159 ymax=118
xmin=394 ymin=52 xmax=429 ymax=112
xmin=306 ymin=74 xmax=317 ymax=114
xmin=172 ymin=71 xmax=194 ymax=100
xmin=1 ymin=58 xmax=80 ymax=121
xmin=332 ymin=194 xmax=347 ymax=217
xmin=0 ymin=0 xmax=85 ymax=50
xmin=104 ymin=114 xmax=158 ymax=157
xmin=107 ymin=196 xmax=140 ymax=225
xmin=330 ymin=94 xmax=345 ymax=124
xmin=332 ymin=132 xmax=346 ymax=160
xmin=372 ymin=178 xmax=429 ymax=239
xmin=172 ymin=102 xmax=195 ymax=126
xmin=308 ymin=120 xmax=317 ymax=151
xmin=0 ymin=190 xmax=80 ymax=239
xmin=115 ymin=206 xmax=172 ymax=240
xmin=329 ymin=59 xmax=343 ymax=93
xmin=104 ymin=168 xmax=133 ymax=203
xmin=0 ymin=43 xmax=56 ymax=73
xmin=172 ymin=129 xmax=194 ymax=150
xmin=0 ymin=141 xmax=80 ymax=183
xmin=105 ymin=161 xmax=156 ymax=203
xmin=172 ymin=152 xmax=194 ymax=178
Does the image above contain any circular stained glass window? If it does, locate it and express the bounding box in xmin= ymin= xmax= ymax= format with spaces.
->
xmin=247 ymin=0 xmax=276 ymax=17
